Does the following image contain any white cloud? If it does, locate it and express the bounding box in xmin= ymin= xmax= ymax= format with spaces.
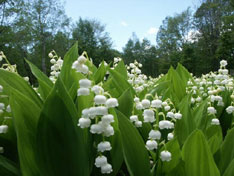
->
xmin=147 ymin=27 xmax=158 ymax=35
xmin=120 ymin=21 xmax=128 ymax=27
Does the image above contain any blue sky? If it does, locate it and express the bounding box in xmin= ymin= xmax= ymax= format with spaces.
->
xmin=65 ymin=0 xmax=199 ymax=51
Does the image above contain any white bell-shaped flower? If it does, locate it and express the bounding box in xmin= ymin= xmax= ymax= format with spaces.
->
xmin=211 ymin=118 xmax=220 ymax=125
xmin=101 ymin=163 xmax=113 ymax=174
xmin=143 ymin=109 xmax=155 ymax=123
xmin=151 ymin=100 xmax=162 ymax=108
xmin=166 ymin=112 xmax=174 ymax=118
xmin=146 ymin=140 xmax=158 ymax=150
xmin=90 ymin=122 xmax=103 ymax=134
xmin=148 ymin=130 xmax=161 ymax=140
xmin=130 ymin=115 xmax=138 ymax=122
xmin=91 ymin=85 xmax=104 ymax=95
xmin=167 ymin=133 xmax=174 ymax=140
xmin=95 ymin=156 xmax=108 ymax=168
xmin=0 ymin=125 xmax=8 ymax=134
xmin=103 ymin=125 xmax=114 ymax=137
xmin=97 ymin=141 xmax=112 ymax=152
xmin=141 ymin=99 xmax=150 ymax=109
xmin=102 ymin=114 xmax=114 ymax=125
xmin=77 ymin=88 xmax=90 ymax=96
xmin=94 ymin=95 xmax=107 ymax=105
xmin=174 ymin=113 xmax=182 ymax=119
xmin=159 ymin=120 xmax=174 ymax=129
xmin=78 ymin=118 xmax=91 ymax=128
xmin=207 ymin=107 xmax=217 ymax=114
xmin=160 ymin=151 xmax=172 ymax=162
xmin=79 ymin=79 xmax=91 ymax=88
xmin=106 ymin=98 xmax=119 ymax=108
xmin=0 ymin=103 xmax=5 ymax=110
xmin=135 ymin=121 xmax=142 ymax=127
xmin=226 ymin=106 xmax=234 ymax=114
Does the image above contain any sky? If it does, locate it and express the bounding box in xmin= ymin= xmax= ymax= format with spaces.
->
xmin=64 ymin=0 xmax=200 ymax=51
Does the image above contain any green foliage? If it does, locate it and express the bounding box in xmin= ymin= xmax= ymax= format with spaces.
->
xmin=182 ymin=130 xmax=220 ymax=176
xmin=116 ymin=110 xmax=151 ymax=176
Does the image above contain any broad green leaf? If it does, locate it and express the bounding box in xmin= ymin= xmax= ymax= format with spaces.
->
xmin=54 ymin=77 xmax=78 ymax=123
xmin=116 ymin=110 xmax=151 ymax=176
xmin=9 ymin=89 xmax=41 ymax=176
xmin=108 ymin=68 xmax=135 ymax=96
xmin=36 ymin=91 xmax=89 ymax=176
xmin=171 ymin=68 xmax=186 ymax=101
xmin=205 ymin=126 xmax=223 ymax=154
xmin=117 ymin=89 xmax=133 ymax=117
xmin=0 ymin=155 xmax=19 ymax=176
xmin=93 ymin=61 xmax=107 ymax=84
xmin=175 ymin=95 xmax=195 ymax=146
xmin=223 ymin=159 xmax=234 ymax=176
xmin=113 ymin=60 xmax=128 ymax=79
xmin=149 ymin=81 xmax=170 ymax=97
xmin=108 ymin=109 xmax=123 ymax=176
xmin=0 ymin=69 xmax=42 ymax=108
xmin=103 ymin=78 xmax=120 ymax=97
xmin=60 ymin=42 xmax=78 ymax=90
xmin=219 ymin=127 xmax=234 ymax=174
xmin=25 ymin=59 xmax=53 ymax=87
xmin=193 ymin=99 xmax=209 ymax=130
xmin=176 ymin=63 xmax=193 ymax=85
xmin=166 ymin=160 xmax=186 ymax=176
xmin=182 ymin=130 xmax=220 ymax=176
xmin=158 ymin=138 xmax=181 ymax=174
xmin=26 ymin=59 xmax=53 ymax=100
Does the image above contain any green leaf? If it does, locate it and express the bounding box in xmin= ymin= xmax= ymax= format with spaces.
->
xmin=117 ymin=89 xmax=133 ymax=117
xmin=175 ymin=95 xmax=195 ymax=146
xmin=223 ymin=158 xmax=234 ymax=176
xmin=193 ymin=99 xmax=209 ymax=130
xmin=205 ymin=126 xmax=223 ymax=154
xmin=113 ymin=60 xmax=128 ymax=79
xmin=170 ymin=68 xmax=186 ymax=101
xmin=60 ymin=42 xmax=78 ymax=90
xmin=176 ymin=63 xmax=193 ymax=84
xmin=0 ymin=69 xmax=42 ymax=108
xmin=108 ymin=68 xmax=135 ymax=97
xmin=36 ymin=90 xmax=89 ymax=176
xmin=158 ymin=138 xmax=181 ymax=173
xmin=108 ymin=109 xmax=123 ymax=176
xmin=9 ymin=88 xmax=41 ymax=176
xmin=182 ymin=130 xmax=220 ymax=176
xmin=25 ymin=59 xmax=53 ymax=100
xmin=116 ymin=110 xmax=151 ymax=176
xmin=25 ymin=59 xmax=53 ymax=87
xmin=0 ymin=155 xmax=19 ymax=176
xmin=219 ymin=127 xmax=234 ymax=174
xmin=93 ymin=61 xmax=107 ymax=84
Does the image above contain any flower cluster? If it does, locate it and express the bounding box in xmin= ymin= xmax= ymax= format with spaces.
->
xmin=48 ymin=51 xmax=63 ymax=83
xmin=126 ymin=60 xmax=148 ymax=93
xmin=72 ymin=55 xmax=89 ymax=74
xmin=130 ymin=95 xmax=183 ymax=162
xmin=186 ymin=60 xmax=234 ymax=126
xmin=0 ymin=84 xmax=12 ymax=153
xmin=73 ymin=56 xmax=119 ymax=174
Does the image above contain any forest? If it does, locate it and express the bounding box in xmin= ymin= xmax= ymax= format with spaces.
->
xmin=0 ymin=0 xmax=234 ymax=80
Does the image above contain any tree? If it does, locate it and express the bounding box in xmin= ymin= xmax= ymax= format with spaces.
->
xmin=72 ymin=18 xmax=118 ymax=66
xmin=156 ymin=8 xmax=193 ymax=71
xmin=29 ymin=0 xmax=70 ymax=73
xmin=123 ymin=34 xmax=159 ymax=76
xmin=216 ymin=0 xmax=234 ymax=70
xmin=194 ymin=0 xmax=227 ymax=71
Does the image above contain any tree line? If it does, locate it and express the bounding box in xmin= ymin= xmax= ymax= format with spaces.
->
xmin=0 ymin=0 xmax=234 ymax=80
